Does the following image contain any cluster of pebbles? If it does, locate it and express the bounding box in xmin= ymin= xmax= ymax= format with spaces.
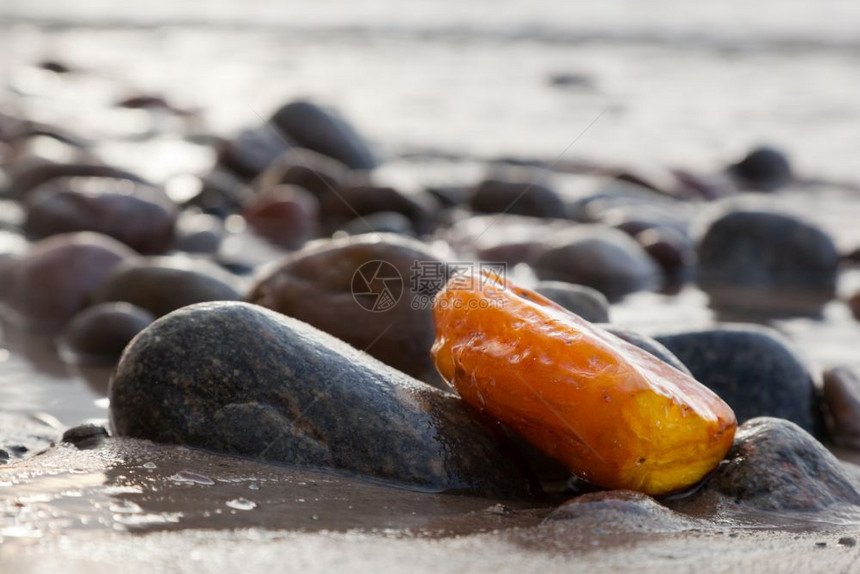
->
xmin=3 ymin=81 xmax=860 ymax=530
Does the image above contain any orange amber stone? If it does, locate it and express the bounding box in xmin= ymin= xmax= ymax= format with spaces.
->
xmin=431 ymin=273 xmax=736 ymax=495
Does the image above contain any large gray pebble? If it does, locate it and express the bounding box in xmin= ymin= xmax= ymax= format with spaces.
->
xmin=109 ymin=301 xmax=535 ymax=497
xmin=697 ymin=207 xmax=838 ymax=316
xmin=655 ymin=326 xmax=822 ymax=435
xmin=704 ymin=417 xmax=860 ymax=511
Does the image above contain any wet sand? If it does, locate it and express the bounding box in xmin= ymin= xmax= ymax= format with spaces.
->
xmin=2 ymin=438 xmax=860 ymax=573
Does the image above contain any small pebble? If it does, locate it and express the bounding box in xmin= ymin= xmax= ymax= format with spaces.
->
xmin=225 ymin=498 xmax=257 ymax=511
xmin=728 ymin=146 xmax=792 ymax=191
xmin=61 ymin=423 xmax=109 ymax=450
xmin=60 ymin=303 xmax=155 ymax=364
xmin=169 ymin=471 xmax=215 ymax=486
xmin=484 ymin=503 xmax=515 ymax=516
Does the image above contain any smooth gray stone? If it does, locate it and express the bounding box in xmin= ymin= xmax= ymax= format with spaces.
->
xmin=532 ymin=226 xmax=660 ymax=302
xmin=704 ymin=417 xmax=860 ymax=511
xmin=109 ymin=301 xmax=535 ymax=498
xmin=696 ymin=208 xmax=838 ymax=316
xmin=271 ymin=101 xmax=376 ymax=170
xmin=655 ymin=326 xmax=822 ymax=435
xmin=469 ymin=179 xmax=565 ymax=219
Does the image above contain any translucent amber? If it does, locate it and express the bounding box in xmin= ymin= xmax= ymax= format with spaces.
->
xmin=432 ymin=274 xmax=736 ymax=495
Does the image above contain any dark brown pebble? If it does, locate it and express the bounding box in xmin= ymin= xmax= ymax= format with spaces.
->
xmin=23 ymin=177 xmax=177 ymax=254
xmin=246 ymin=234 xmax=446 ymax=386
xmin=704 ymin=417 xmax=860 ymax=511
xmin=59 ymin=302 xmax=155 ymax=364
xmin=243 ymin=185 xmax=320 ymax=249
xmin=3 ymin=232 xmax=135 ymax=330
xmin=92 ymin=255 xmax=242 ymax=318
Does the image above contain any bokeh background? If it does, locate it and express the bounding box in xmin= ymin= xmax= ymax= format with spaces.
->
xmin=2 ymin=0 xmax=860 ymax=181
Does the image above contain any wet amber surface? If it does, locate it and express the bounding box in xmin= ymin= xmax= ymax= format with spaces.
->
xmin=432 ymin=274 xmax=737 ymax=495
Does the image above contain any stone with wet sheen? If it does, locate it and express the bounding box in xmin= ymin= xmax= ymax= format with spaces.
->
xmin=255 ymin=147 xmax=352 ymax=200
xmin=216 ymin=125 xmax=293 ymax=180
xmin=3 ymin=160 xmax=150 ymax=200
xmin=469 ymin=179 xmax=565 ymax=219
xmin=61 ymin=423 xmax=110 ymax=450
xmin=109 ymin=302 xmax=534 ymax=497
xmin=341 ymin=211 xmax=417 ymax=237
xmin=544 ymin=490 xmax=700 ymax=532
xmin=704 ymin=417 xmax=860 ymax=511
